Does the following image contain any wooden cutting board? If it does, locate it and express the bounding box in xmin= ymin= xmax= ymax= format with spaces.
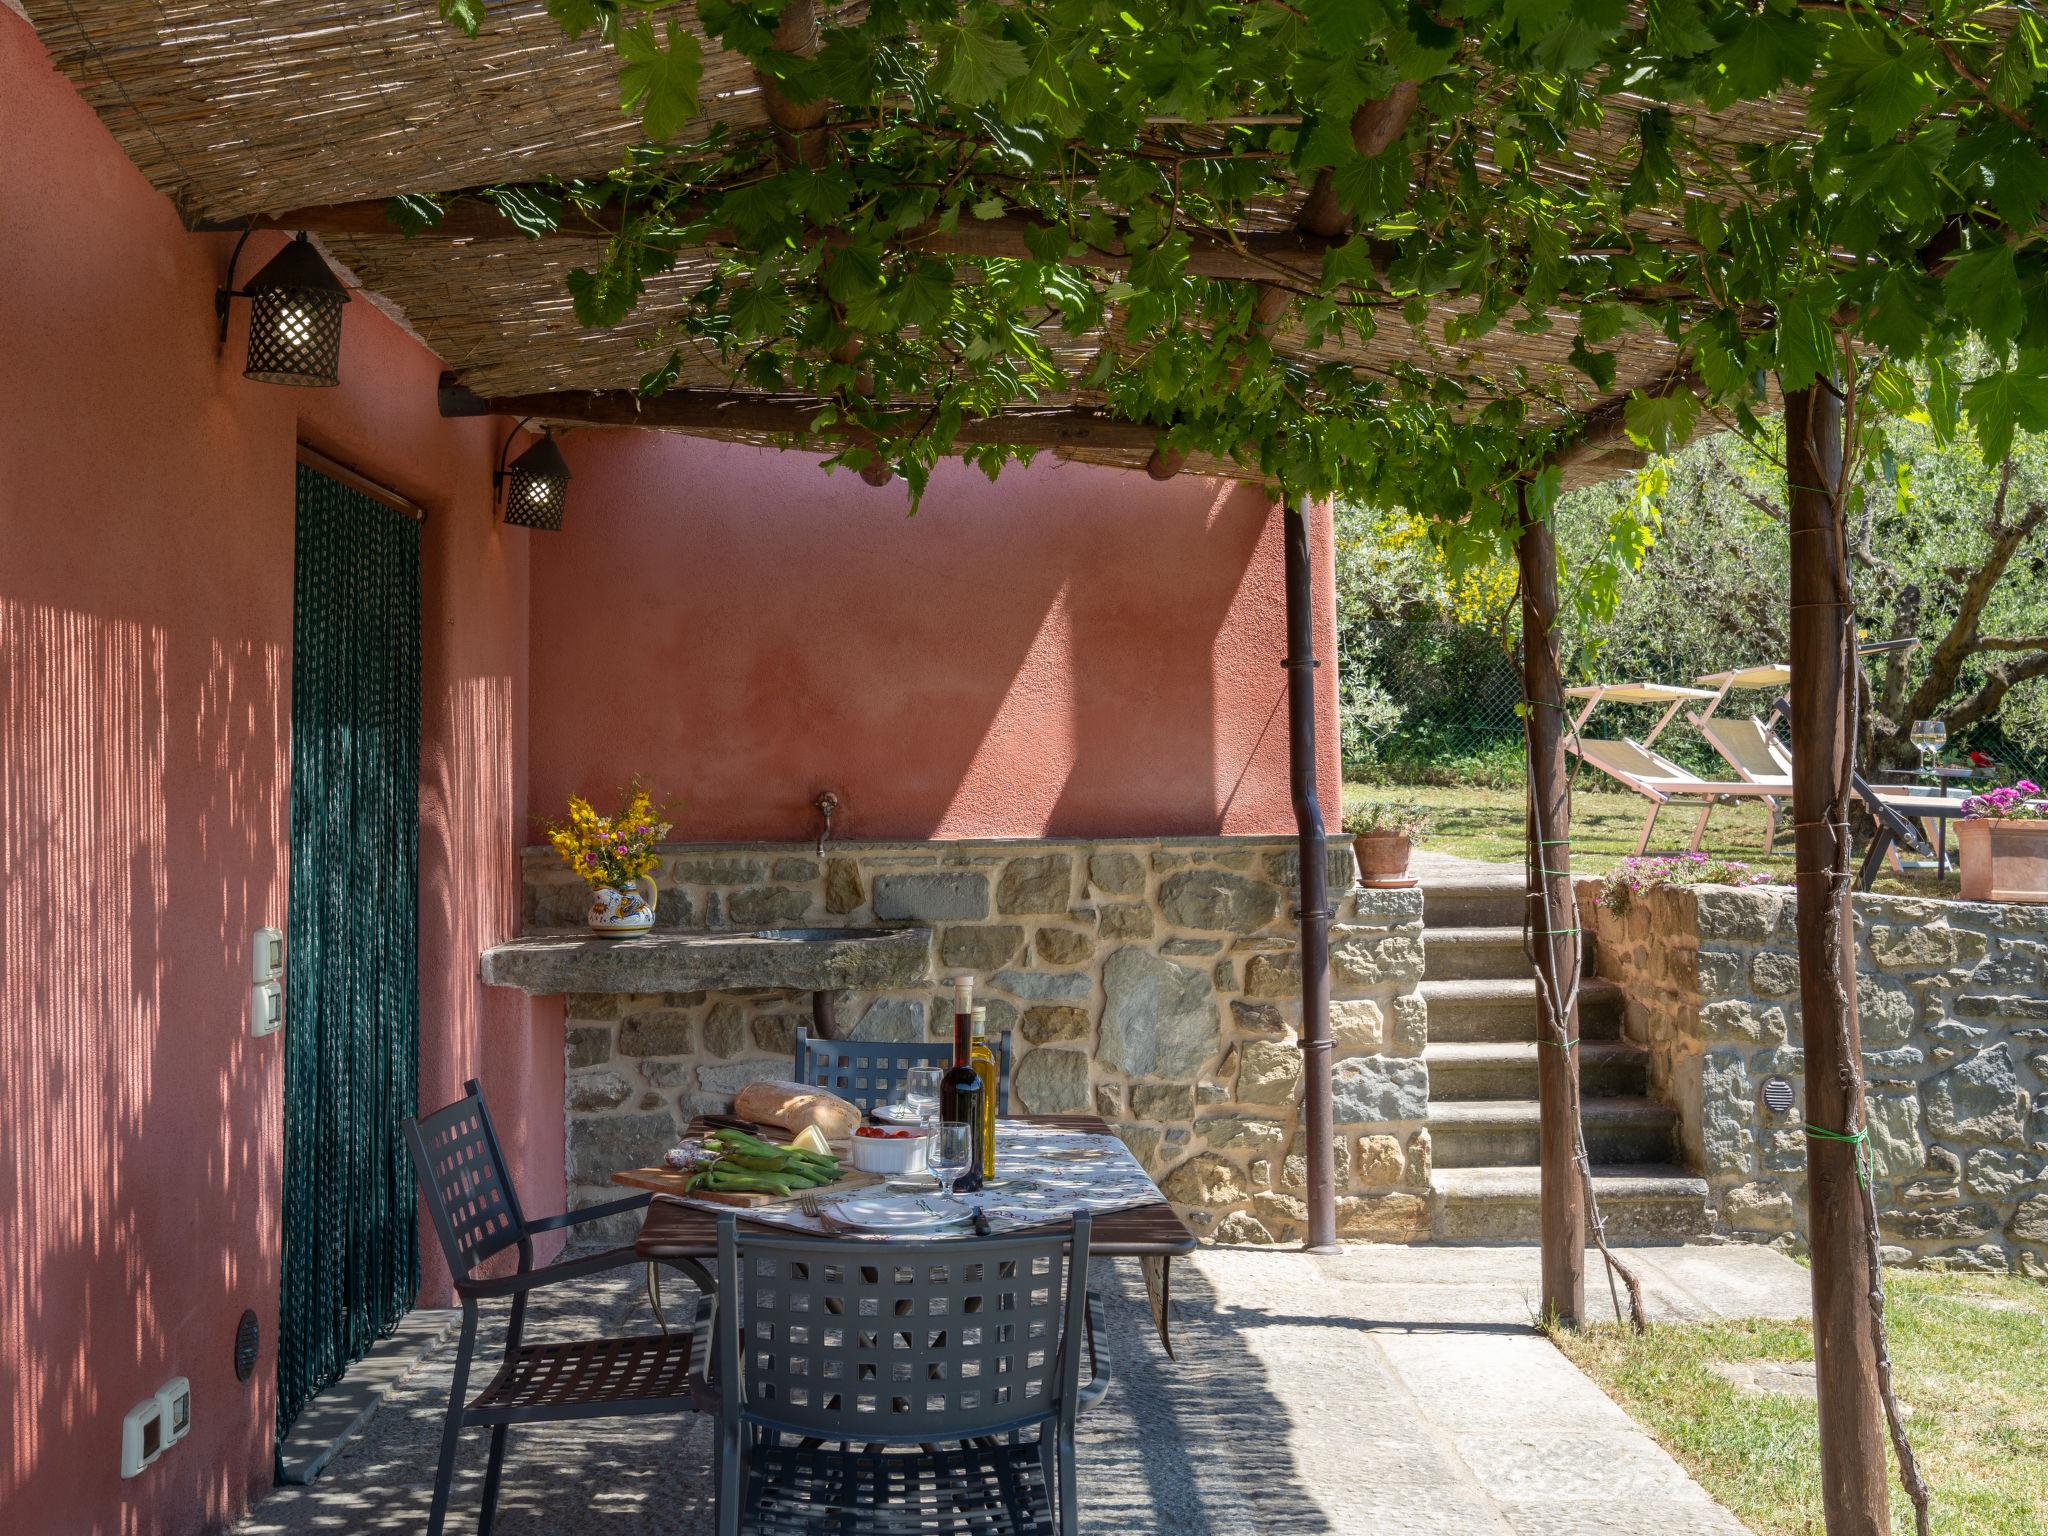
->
xmin=611 ymin=1162 xmax=886 ymax=1208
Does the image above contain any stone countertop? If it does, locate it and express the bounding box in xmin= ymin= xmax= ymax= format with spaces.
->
xmin=480 ymin=925 xmax=933 ymax=996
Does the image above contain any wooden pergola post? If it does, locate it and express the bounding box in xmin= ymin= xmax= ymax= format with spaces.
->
xmin=1782 ymin=377 xmax=1891 ymax=1535
xmin=1283 ymin=495 xmax=1338 ymax=1253
xmin=1515 ymin=483 xmax=1586 ymax=1325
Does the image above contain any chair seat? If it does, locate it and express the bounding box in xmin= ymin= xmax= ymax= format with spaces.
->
xmin=743 ymin=1439 xmax=1056 ymax=1536
xmin=467 ymin=1334 xmax=696 ymax=1424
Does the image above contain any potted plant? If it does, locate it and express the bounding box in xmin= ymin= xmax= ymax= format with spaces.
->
xmin=538 ymin=780 xmax=675 ymax=936
xmin=1956 ymin=780 xmax=2048 ymax=903
xmin=1343 ymin=802 xmax=1431 ymax=889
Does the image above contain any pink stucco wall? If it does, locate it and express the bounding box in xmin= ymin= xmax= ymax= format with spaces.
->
xmin=0 ymin=17 xmax=549 ymax=1534
xmin=528 ymin=432 xmax=1340 ymax=840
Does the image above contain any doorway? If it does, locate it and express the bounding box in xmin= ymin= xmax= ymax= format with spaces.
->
xmin=277 ymin=456 xmax=422 ymax=1440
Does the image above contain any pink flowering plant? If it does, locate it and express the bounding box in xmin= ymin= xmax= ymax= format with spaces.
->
xmin=1598 ymin=851 xmax=1775 ymax=915
xmin=1958 ymin=781 xmax=2046 ymax=821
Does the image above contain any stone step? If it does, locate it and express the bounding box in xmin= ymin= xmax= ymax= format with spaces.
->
xmin=1420 ymin=977 xmax=1625 ymax=1045
xmin=1422 ymin=926 xmax=1532 ymax=982
xmin=1427 ymin=1096 xmax=1678 ymax=1168
xmin=1430 ymin=1164 xmax=1713 ymax=1241
xmin=1421 ymin=880 xmax=1526 ymax=930
xmin=1424 ymin=1040 xmax=1650 ymax=1102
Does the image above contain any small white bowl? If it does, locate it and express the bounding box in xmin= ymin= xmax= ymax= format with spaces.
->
xmin=847 ymin=1129 xmax=931 ymax=1176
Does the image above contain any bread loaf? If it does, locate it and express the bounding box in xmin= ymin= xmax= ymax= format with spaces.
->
xmin=733 ymin=1079 xmax=862 ymax=1141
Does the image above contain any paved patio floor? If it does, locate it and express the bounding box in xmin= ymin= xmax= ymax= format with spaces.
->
xmin=239 ymin=1243 xmax=1807 ymax=1536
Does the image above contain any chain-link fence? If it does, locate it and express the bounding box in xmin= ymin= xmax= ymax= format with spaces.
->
xmin=1340 ymin=618 xmax=1526 ymax=786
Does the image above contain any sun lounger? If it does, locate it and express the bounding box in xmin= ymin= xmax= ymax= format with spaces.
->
xmin=1571 ymin=735 xmax=1789 ymax=856
xmin=1689 ymin=714 xmax=1794 ymax=852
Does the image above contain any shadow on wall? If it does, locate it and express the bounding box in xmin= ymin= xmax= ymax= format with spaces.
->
xmin=416 ymin=672 xmax=561 ymax=1299
xmin=0 ymin=598 xmax=286 ymax=1530
xmin=527 ymin=443 xmax=1299 ymax=841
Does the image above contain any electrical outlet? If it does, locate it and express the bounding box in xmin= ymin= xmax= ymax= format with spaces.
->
xmin=252 ymin=926 xmax=284 ymax=983
xmin=156 ymin=1378 xmax=192 ymax=1446
xmin=249 ymin=980 xmax=283 ymax=1038
xmin=121 ymin=1398 xmax=164 ymax=1477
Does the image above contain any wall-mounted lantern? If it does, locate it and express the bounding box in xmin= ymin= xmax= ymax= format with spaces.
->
xmin=496 ymin=420 xmax=571 ymax=530
xmin=216 ymin=233 xmax=350 ymax=387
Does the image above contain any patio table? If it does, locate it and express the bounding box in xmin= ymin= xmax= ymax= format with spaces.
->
xmin=633 ymin=1112 xmax=1194 ymax=1365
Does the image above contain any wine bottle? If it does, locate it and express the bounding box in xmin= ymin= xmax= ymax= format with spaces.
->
xmin=939 ymin=974 xmax=985 ymax=1192
xmin=969 ymin=1005 xmax=999 ymax=1179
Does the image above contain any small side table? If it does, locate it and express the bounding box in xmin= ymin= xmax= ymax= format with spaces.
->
xmin=1879 ymin=766 xmax=1977 ymax=876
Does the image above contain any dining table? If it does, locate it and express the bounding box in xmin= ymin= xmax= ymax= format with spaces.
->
xmin=628 ymin=1111 xmax=1196 ymax=1399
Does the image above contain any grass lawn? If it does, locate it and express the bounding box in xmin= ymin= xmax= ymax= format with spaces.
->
xmin=1555 ymin=1268 xmax=2048 ymax=1536
xmin=1343 ymin=781 xmax=1943 ymax=896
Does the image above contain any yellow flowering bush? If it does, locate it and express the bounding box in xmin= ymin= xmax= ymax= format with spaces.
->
xmin=540 ymin=780 xmax=674 ymax=891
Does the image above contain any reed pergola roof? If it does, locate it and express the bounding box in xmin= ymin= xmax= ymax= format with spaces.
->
xmin=22 ymin=0 xmax=1808 ymax=484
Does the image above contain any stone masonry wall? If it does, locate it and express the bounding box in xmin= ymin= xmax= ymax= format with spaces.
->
xmin=526 ymin=838 xmax=1433 ymax=1246
xmin=1583 ymin=880 xmax=2048 ymax=1274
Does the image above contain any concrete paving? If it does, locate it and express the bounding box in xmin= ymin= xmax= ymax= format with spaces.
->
xmin=236 ymin=1243 xmax=1807 ymax=1535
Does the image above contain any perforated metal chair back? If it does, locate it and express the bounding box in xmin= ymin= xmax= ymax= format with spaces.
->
xmin=714 ymin=1212 xmax=1090 ymax=1445
xmin=404 ymin=1078 xmax=530 ymax=1282
xmin=793 ymin=1027 xmax=1013 ymax=1112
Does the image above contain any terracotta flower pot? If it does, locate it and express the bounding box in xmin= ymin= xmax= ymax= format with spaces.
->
xmin=1956 ymin=818 xmax=2048 ymax=904
xmin=1352 ymin=831 xmax=1415 ymax=889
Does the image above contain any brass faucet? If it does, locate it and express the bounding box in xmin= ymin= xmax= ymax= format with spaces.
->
xmin=812 ymin=791 xmax=839 ymax=857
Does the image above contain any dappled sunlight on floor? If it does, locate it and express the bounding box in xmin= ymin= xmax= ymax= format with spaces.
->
xmin=236 ymin=1245 xmax=1795 ymax=1535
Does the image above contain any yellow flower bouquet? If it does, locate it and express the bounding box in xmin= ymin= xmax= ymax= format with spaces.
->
xmin=539 ymin=780 xmax=675 ymax=891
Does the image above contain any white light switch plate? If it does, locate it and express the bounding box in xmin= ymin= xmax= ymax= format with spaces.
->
xmin=156 ymin=1378 xmax=192 ymax=1445
xmin=121 ymin=1398 xmax=164 ymax=1477
xmin=250 ymin=980 xmax=283 ymax=1037
xmin=253 ymin=926 xmax=284 ymax=982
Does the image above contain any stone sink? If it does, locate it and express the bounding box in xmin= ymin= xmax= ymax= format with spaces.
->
xmin=479 ymin=925 xmax=932 ymax=996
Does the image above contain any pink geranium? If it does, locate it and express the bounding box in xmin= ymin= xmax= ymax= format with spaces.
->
xmin=1961 ymin=780 xmax=2048 ymax=821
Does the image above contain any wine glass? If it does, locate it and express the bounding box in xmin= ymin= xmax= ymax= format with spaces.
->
xmin=904 ymin=1067 xmax=943 ymax=1128
xmin=1910 ymin=719 xmax=1947 ymax=779
xmin=929 ymin=1121 xmax=973 ymax=1197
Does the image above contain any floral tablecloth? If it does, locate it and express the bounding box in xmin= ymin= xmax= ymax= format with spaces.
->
xmin=656 ymin=1121 xmax=1159 ymax=1240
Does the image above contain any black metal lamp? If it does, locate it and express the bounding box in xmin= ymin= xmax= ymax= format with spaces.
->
xmin=216 ymin=232 xmax=350 ymax=386
xmin=496 ymin=420 xmax=571 ymax=530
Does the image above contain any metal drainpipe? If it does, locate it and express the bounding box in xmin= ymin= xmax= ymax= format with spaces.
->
xmin=1284 ymin=496 xmax=1338 ymax=1252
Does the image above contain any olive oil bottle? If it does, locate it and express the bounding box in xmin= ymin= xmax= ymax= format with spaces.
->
xmin=969 ymin=1005 xmax=999 ymax=1179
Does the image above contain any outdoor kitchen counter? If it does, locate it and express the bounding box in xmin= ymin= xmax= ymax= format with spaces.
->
xmin=479 ymin=925 xmax=933 ymax=996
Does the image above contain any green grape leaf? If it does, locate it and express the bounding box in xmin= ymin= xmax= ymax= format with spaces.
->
xmin=616 ymin=18 xmax=703 ymax=141
xmin=1962 ymin=359 xmax=2048 ymax=465
xmin=385 ymin=193 xmax=444 ymax=237
xmin=1623 ymin=388 xmax=1700 ymax=453
xmin=1941 ymin=240 xmax=2024 ymax=350
xmin=930 ymin=15 xmax=1030 ymax=107
xmin=636 ymin=349 xmax=683 ymax=397
xmin=437 ymin=0 xmax=486 ymax=37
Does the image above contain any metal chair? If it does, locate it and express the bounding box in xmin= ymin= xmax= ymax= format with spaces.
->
xmin=403 ymin=1080 xmax=707 ymax=1536
xmin=699 ymin=1211 xmax=1092 ymax=1536
xmin=793 ymin=1025 xmax=1013 ymax=1112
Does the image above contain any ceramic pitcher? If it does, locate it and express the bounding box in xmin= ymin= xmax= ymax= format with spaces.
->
xmin=587 ymin=876 xmax=659 ymax=936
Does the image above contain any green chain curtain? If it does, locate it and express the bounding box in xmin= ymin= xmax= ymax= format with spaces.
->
xmin=278 ymin=462 xmax=422 ymax=1441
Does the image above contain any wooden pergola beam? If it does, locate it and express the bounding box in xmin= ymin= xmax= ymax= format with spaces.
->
xmin=1153 ymin=84 xmax=1422 ymax=480
xmin=198 ymin=198 xmax=1366 ymax=290
xmin=440 ymin=378 xmax=1178 ymax=456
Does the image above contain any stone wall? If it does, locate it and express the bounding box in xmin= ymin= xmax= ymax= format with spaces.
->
xmin=527 ymin=838 xmax=1433 ymax=1245
xmin=1583 ymin=881 xmax=2048 ymax=1274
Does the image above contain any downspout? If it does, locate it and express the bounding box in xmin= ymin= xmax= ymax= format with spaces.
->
xmin=1283 ymin=496 xmax=1338 ymax=1252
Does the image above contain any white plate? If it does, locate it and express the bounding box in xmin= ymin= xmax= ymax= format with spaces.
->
xmin=821 ymin=1192 xmax=974 ymax=1233
xmin=870 ymin=1103 xmax=927 ymax=1125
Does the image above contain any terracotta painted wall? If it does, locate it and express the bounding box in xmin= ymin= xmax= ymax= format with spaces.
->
xmin=0 ymin=18 xmax=549 ymax=1534
xmin=528 ymin=431 xmax=1340 ymax=841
